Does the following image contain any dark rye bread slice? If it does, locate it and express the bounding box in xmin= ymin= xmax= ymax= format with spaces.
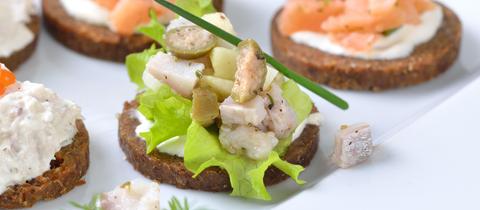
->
xmin=42 ymin=0 xmax=224 ymax=62
xmin=271 ymin=4 xmax=462 ymax=91
xmin=0 ymin=120 xmax=89 ymax=209
xmin=0 ymin=15 xmax=40 ymax=71
xmin=119 ymin=100 xmax=319 ymax=192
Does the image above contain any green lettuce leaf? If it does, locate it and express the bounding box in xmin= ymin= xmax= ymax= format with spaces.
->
xmin=126 ymin=45 xmax=160 ymax=90
xmin=184 ymin=122 xmax=305 ymax=200
xmin=138 ymin=10 xmax=166 ymax=46
xmin=138 ymin=85 xmax=192 ymax=153
xmin=275 ymin=80 xmax=314 ymax=155
xmin=176 ymin=0 xmax=217 ymax=17
xmin=282 ymin=80 xmax=313 ymax=124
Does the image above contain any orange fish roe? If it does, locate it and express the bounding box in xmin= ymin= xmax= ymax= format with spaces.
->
xmin=279 ymin=0 xmax=436 ymax=51
xmin=95 ymin=0 xmax=176 ymax=35
xmin=0 ymin=64 xmax=16 ymax=95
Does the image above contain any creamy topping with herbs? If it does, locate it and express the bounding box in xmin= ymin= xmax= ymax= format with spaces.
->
xmin=0 ymin=82 xmax=82 ymax=194
xmin=0 ymin=0 xmax=36 ymax=57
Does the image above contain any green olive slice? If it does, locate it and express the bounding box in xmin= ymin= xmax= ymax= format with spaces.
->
xmin=165 ymin=26 xmax=217 ymax=59
xmin=231 ymin=39 xmax=267 ymax=103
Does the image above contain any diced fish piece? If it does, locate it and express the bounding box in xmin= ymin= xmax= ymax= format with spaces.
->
xmin=219 ymin=125 xmax=278 ymax=160
xmin=146 ymin=52 xmax=204 ymax=98
xmin=264 ymin=84 xmax=297 ymax=139
xmin=100 ymin=179 xmax=161 ymax=210
xmin=331 ymin=123 xmax=374 ymax=169
xmin=219 ymin=96 xmax=267 ymax=127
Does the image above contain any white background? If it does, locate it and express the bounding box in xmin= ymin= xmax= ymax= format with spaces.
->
xmin=13 ymin=0 xmax=480 ymax=209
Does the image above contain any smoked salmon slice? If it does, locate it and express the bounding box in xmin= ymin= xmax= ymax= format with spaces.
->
xmin=278 ymin=0 xmax=437 ymax=52
xmin=99 ymin=0 xmax=176 ymax=35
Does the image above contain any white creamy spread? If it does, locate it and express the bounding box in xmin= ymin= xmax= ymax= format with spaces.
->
xmin=0 ymin=0 xmax=36 ymax=57
xmin=59 ymin=0 xmax=173 ymax=33
xmin=292 ymin=113 xmax=324 ymax=141
xmin=0 ymin=82 xmax=82 ymax=194
xmin=59 ymin=0 xmax=110 ymax=26
xmin=290 ymin=5 xmax=443 ymax=60
xmin=134 ymin=111 xmax=185 ymax=157
xmin=100 ymin=179 xmax=161 ymax=210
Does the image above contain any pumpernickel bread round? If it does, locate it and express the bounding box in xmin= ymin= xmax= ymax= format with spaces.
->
xmin=118 ymin=100 xmax=319 ymax=192
xmin=42 ymin=0 xmax=224 ymax=62
xmin=0 ymin=15 xmax=40 ymax=71
xmin=0 ymin=120 xmax=89 ymax=209
xmin=271 ymin=4 xmax=462 ymax=91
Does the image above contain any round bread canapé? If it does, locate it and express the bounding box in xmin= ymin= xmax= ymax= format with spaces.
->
xmin=42 ymin=0 xmax=224 ymax=62
xmin=0 ymin=120 xmax=89 ymax=209
xmin=0 ymin=15 xmax=40 ymax=71
xmin=118 ymin=100 xmax=319 ymax=192
xmin=271 ymin=4 xmax=462 ymax=91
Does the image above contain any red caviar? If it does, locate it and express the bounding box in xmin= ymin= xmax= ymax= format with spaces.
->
xmin=0 ymin=64 xmax=16 ymax=95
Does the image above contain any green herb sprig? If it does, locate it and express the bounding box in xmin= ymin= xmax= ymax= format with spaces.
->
xmin=70 ymin=194 xmax=102 ymax=210
xmin=153 ymin=0 xmax=349 ymax=110
xmin=166 ymin=197 xmax=190 ymax=210
xmin=70 ymin=195 xmax=207 ymax=210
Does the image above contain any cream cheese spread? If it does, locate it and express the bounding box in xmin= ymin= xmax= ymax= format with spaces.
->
xmin=59 ymin=0 xmax=110 ymax=27
xmin=292 ymin=112 xmax=324 ymax=141
xmin=134 ymin=110 xmax=185 ymax=157
xmin=290 ymin=5 xmax=443 ymax=60
xmin=0 ymin=81 xmax=82 ymax=194
xmin=0 ymin=0 xmax=36 ymax=57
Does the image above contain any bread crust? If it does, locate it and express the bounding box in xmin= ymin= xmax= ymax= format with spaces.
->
xmin=118 ymin=100 xmax=319 ymax=192
xmin=0 ymin=120 xmax=90 ymax=209
xmin=0 ymin=15 xmax=40 ymax=71
xmin=271 ymin=4 xmax=462 ymax=91
xmin=42 ymin=0 xmax=224 ymax=62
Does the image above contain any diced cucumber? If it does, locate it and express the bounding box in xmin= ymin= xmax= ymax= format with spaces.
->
xmin=210 ymin=47 xmax=238 ymax=80
xmin=200 ymin=76 xmax=234 ymax=101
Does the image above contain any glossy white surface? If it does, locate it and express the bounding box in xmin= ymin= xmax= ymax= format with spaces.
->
xmin=13 ymin=0 xmax=479 ymax=209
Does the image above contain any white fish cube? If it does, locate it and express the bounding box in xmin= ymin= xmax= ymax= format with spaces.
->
xmin=219 ymin=125 xmax=278 ymax=160
xmin=219 ymin=96 xmax=267 ymax=127
xmin=147 ymin=52 xmax=204 ymax=98
xmin=332 ymin=123 xmax=374 ymax=168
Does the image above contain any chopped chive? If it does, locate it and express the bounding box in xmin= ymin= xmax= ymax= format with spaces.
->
xmin=153 ymin=0 xmax=349 ymax=110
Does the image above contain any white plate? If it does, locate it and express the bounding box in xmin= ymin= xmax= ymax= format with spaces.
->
xmin=15 ymin=0 xmax=479 ymax=209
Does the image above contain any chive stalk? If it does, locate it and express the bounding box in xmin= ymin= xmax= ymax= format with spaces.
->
xmin=154 ymin=0 xmax=349 ymax=110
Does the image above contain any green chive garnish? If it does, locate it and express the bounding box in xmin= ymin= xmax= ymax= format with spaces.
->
xmin=154 ymin=0 xmax=349 ymax=110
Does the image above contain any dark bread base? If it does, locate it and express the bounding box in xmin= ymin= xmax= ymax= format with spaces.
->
xmin=0 ymin=120 xmax=90 ymax=209
xmin=271 ymin=4 xmax=462 ymax=91
xmin=42 ymin=0 xmax=224 ymax=62
xmin=0 ymin=15 xmax=40 ymax=71
xmin=118 ymin=100 xmax=319 ymax=192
